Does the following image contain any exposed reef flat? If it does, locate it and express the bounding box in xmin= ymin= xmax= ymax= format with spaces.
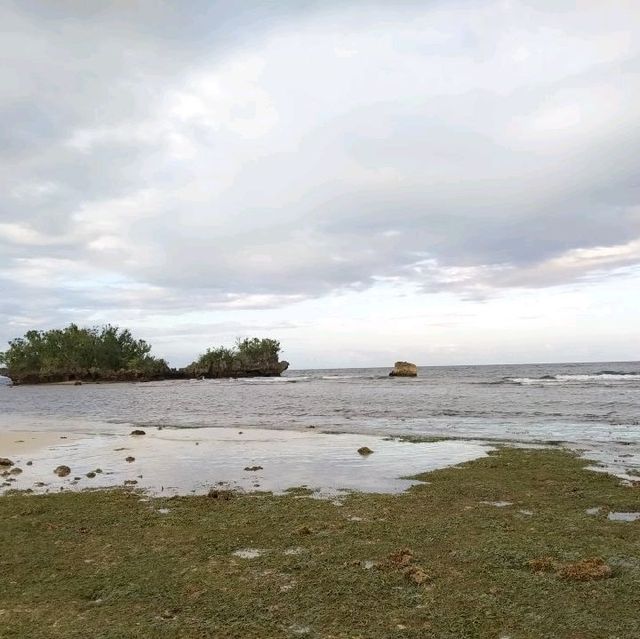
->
xmin=1 ymin=448 xmax=639 ymax=638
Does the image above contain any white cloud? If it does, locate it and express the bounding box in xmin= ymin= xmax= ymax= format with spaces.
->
xmin=1 ymin=0 xmax=640 ymax=364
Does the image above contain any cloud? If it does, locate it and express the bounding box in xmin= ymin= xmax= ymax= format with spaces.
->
xmin=1 ymin=0 xmax=640 ymax=360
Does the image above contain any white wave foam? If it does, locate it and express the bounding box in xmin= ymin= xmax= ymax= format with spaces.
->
xmin=509 ymin=373 xmax=640 ymax=384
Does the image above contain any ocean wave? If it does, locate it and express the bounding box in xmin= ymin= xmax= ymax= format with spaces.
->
xmin=319 ymin=374 xmax=387 ymax=380
xmin=505 ymin=372 xmax=640 ymax=384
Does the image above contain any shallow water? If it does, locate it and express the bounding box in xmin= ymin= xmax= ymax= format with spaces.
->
xmin=1 ymin=361 xmax=639 ymax=488
xmin=2 ymin=362 xmax=639 ymax=443
xmin=607 ymin=512 xmax=640 ymax=522
xmin=0 ymin=427 xmax=490 ymax=496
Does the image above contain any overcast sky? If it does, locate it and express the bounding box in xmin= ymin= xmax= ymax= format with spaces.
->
xmin=1 ymin=1 xmax=639 ymax=368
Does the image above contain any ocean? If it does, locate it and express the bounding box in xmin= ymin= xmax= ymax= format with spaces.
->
xmin=1 ymin=361 xmax=639 ymax=445
xmin=1 ymin=361 xmax=639 ymax=495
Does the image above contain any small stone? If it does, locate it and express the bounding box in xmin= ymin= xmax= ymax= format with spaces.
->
xmin=125 ymin=456 xmax=135 ymax=463
xmin=54 ymin=465 xmax=71 ymax=477
xmin=357 ymin=446 xmax=374 ymax=456
xmin=0 ymin=458 xmax=14 ymax=467
xmin=124 ymin=479 xmax=138 ymax=486
xmin=130 ymin=430 xmax=146 ymax=436
xmin=26 ymin=461 xmax=33 ymax=466
xmin=9 ymin=467 xmax=22 ymax=475
xmin=244 ymin=465 xmax=263 ymax=471
xmin=86 ymin=471 xmax=96 ymax=478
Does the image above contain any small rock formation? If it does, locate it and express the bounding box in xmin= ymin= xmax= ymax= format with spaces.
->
xmin=86 ymin=471 xmax=96 ymax=478
xmin=130 ymin=429 xmax=146 ymax=436
xmin=389 ymin=361 xmax=418 ymax=377
xmin=9 ymin=467 xmax=22 ymax=475
xmin=208 ymin=488 xmax=233 ymax=500
xmin=54 ymin=465 xmax=71 ymax=477
xmin=357 ymin=446 xmax=374 ymax=456
xmin=0 ymin=458 xmax=14 ymax=467
xmin=125 ymin=456 xmax=135 ymax=463
xmin=244 ymin=465 xmax=263 ymax=471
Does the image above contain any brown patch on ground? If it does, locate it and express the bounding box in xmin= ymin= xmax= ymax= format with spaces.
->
xmin=529 ymin=556 xmax=612 ymax=581
xmin=295 ymin=525 xmax=313 ymax=535
xmin=528 ymin=556 xmax=557 ymax=574
xmin=207 ymin=489 xmax=233 ymax=500
xmin=387 ymin=548 xmax=414 ymax=568
xmin=383 ymin=548 xmax=430 ymax=585
xmin=403 ymin=565 xmax=430 ymax=585
xmin=558 ymin=557 xmax=612 ymax=582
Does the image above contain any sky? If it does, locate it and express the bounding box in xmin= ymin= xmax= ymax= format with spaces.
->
xmin=1 ymin=0 xmax=639 ymax=369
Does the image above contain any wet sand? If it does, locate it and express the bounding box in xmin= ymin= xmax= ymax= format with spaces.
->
xmin=0 ymin=427 xmax=491 ymax=497
xmin=0 ymin=431 xmax=80 ymax=456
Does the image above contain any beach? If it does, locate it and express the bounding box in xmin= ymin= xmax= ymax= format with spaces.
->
xmin=1 ymin=364 xmax=639 ymax=637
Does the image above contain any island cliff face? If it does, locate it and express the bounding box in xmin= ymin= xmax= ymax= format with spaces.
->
xmin=184 ymin=337 xmax=289 ymax=379
xmin=389 ymin=361 xmax=418 ymax=377
xmin=187 ymin=358 xmax=289 ymax=379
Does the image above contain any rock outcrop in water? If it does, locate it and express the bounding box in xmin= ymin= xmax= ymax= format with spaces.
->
xmin=0 ymin=326 xmax=290 ymax=384
xmin=184 ymin=338 xmax=289 ymax=379
xmin=389 ymin=361 xmax=418 ymax=377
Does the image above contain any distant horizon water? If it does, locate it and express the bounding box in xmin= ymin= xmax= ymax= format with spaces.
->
xmin=287 ymin=359 xmax=640 ymax=371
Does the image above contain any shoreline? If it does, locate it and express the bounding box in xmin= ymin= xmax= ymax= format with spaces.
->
xmin=2 ymin=423 xmax=639 ymax=499
xmin=0 ymin=427 xmax=493 ymax=497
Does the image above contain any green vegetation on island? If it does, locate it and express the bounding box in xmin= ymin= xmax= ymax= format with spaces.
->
xmin=0 ymin=324 xmax=169 ymax=384
xmin=186 ymin=337 xmax=288 ymax=379
xmin=1 ymin=448 xmax=638 ymax=638
xmin=0 ymin=326 xmax=288 ymax=384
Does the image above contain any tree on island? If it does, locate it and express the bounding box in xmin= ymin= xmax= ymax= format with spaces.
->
xmin=186 ymin=337 xmax=288 ymax=378
xmin=0 ymin=327 xmax=289 ymax=383
xmin=0 ymin=324 xmax=169 ymax=384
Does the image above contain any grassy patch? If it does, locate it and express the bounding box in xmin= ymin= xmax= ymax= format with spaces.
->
xmin=1 ymin=448 xmax=639 ymax=638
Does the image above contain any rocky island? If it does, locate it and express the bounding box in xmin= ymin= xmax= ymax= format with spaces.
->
xmin=389 ymin=361 xmax=418 ymax=377
xmin=184 ymin=337 xmax=289 ymax=379
xmin=0 ymin=325 xmax=288 ymax=384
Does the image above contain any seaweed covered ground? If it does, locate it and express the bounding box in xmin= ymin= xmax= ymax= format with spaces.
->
xmin=1 ymin=448 xmax=639 ymax=639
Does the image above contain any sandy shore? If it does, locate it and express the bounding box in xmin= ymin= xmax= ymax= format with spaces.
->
xmin=0 ymin=431 xmax=80 ymax=456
